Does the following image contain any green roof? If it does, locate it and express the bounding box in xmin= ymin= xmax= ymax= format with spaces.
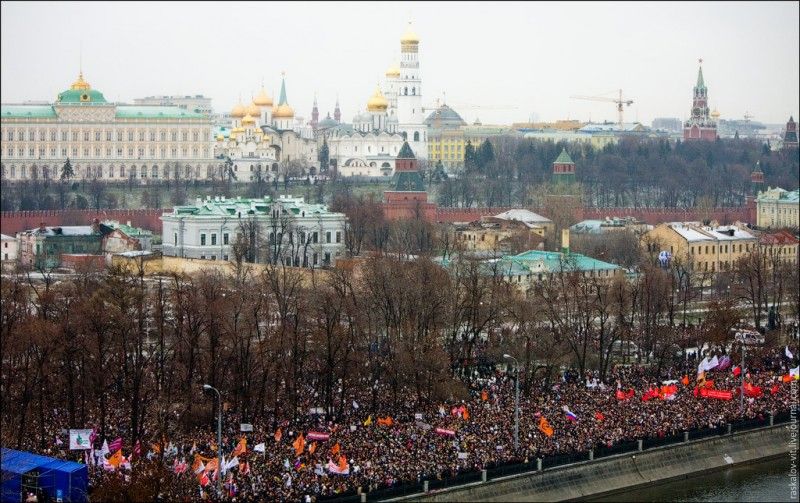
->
xmin=1 ymin=105 xmax=57 ymax=119
xmin=391 ymin=170 xmax=426 ymax=191
xmin=511 ymin=250 xmax=620 ymax=272
xmin=115 ymin=106 xmax=206 ymax=119
xmin=397 ymin=141 xmax=416 ymax=159
xmin=554 ymin=148 xmax=574 ymax=164
xmin=696 ymin=66 xmax=705 ymax=90
xmin=57 ymin=88 xmax=108 ymax=104
xmin=278 ymin=76 xmax=288 ymax=106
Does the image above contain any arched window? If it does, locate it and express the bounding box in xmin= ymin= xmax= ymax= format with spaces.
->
xmin=152 ymin=165 xmax=159 ymax=178
xmin=412 ymin=87 xmax=415 ymax=95
xmin=404 ymin=87 xmax=408 ymax=95
xmin=140 ymin=165 xmax=147 ymax=178
xmin=413 ymin=131 xmax=420 ymax=142
xmin=120 ymin=165 xmax=126 ymax=177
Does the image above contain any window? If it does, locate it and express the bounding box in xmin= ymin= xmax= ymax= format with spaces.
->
xmin=313 ymin=232 xmax=318 ymax=243
xmin=313 ymin=252 xmax=318 ymax=265
xmin=200 ymin=255 xmax=206 ymax=260
xmin=150 ymin=132 xmax=156 ymax=141
xmin=84 ymin=131 xmax=90 ymax=141
xmin=107 ymin=131 xmax=112 ymax=141
xmin=223 ymin=255 xmax=229 ymax=261
xmin=223 ymin=233 xmax=229 ymax=245
xmin=326 ymin=231 xmax=332 ymax=243
xmin=324 ymin=252 xmax=331 ymax=264
xmin=174 ymin=233 xmax=178 ymax=245
xmin=200 ymin=233 xmax=206 ymax=246
xmin=211 ymin=234 xmax=217 ymax=245
xmin=414 ymin=131 xmax=420 ymax=141
xmin=211 ymin=255 xmax=216 ymax=261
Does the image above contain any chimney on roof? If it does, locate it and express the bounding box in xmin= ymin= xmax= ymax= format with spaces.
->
xmin=728 ymin=229 xmax=735 ymax=237
xmin=561 ymin=228 xmax=570 ymax=255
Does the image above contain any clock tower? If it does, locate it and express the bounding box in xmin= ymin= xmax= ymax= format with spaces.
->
xmin=683 ymin=59 xmax=717 ymax=141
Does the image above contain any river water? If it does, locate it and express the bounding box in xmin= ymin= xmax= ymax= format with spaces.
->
xmin=591 ymin=457 xmax=797 ymax=502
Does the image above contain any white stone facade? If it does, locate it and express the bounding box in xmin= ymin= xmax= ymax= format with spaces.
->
xmin=161 ymin=195 xmax=347 ymax=267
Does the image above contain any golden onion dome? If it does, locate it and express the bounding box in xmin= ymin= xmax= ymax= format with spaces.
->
xmin=272 ymin=104 xmax=295 ymax=118
xmin=231 ymin=101 xmax=246 ymax=118
xmin=246 ymin=102 xmax=261 ymax=117
xmin=253 ymin=87 xmax=273 ymax=107
xmin=710 ymin=108 xmax=720 ymax=119
xmin=400 ymin=21 xmax=419 ymax=44
xmin=70 ymin=71 xmax=92 ymax=91
xmin=216 ymin=134 xmax=225 ymax=141
xmin=367 ymin=86 xmax=389 ymax=112
xmin=242 ymin=114 xmax=256 ymax=126
xmin=385 ymin=64 xmax=400 ymax=78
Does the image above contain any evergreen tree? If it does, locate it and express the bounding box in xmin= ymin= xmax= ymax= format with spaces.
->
xmin=60 ymin=157 xmax=74 ymax=181
xmin=477 ymin=140 xmax=495 ymax=171
xmin=464 ymin=140 xmax=477 ymax=172
xmin=318 ymin=137 xmax=330 ymax=172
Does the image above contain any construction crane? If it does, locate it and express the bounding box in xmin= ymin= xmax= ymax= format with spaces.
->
xmin=570 ymin=89 xmax=634 ymax=129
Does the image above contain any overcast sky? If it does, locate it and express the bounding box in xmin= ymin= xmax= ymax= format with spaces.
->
xmin=2 ymin=1 xmax=798 ymax=126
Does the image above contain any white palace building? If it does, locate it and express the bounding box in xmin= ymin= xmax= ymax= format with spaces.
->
xmin=1 ymin=72 xmax=221 ymax=183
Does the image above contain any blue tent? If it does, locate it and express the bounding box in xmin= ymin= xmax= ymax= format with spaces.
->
xmin=1 ymin=448 xmax=88 ymax=502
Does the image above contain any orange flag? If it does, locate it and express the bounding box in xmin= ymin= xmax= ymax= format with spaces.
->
xmin=681 ymin=375 xmax=689 ymax=386
xmin=309 ymin=441 xmax=317 ymax=454
xmin=232 ymin=437 xmax=247 ymax=457
xmin=293 ymin=433 xmax=305 ymax=456
xmin=337 ymin=455 xmax=348 ymax=472
xmin=274 ymin=428 xmax=283 ymax=443
xmin=331 ymin=442 xmax=341 ymax=456
xmin=538 ymin=417 xmax=554 ymax=437
xmin=462 ymin=408 xmax=470 ymax=421
xmin=377 ymin=416 xmax=394 ymax=427
xmin=108 ymin=449 xmax=124 ymax=468
xmin=481 ymin=390 xmax=488 ymax=401
xmin=205 ymin=458 xmax=218 ymax=473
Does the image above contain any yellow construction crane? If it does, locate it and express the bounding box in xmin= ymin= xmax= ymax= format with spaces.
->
xmin=570 ymin=89 xmax=634 ymax=129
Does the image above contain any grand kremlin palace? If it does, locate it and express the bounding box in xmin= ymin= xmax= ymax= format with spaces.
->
xmin=1 ymin=72 xmax=220 ymax=183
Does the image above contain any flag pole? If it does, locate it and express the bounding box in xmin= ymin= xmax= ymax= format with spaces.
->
xmin=739 ymin=346 xmax=746 ymax=416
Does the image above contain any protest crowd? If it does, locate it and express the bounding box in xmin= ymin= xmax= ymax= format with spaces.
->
xmin=5 ymin=343 xmax=798 ymax=502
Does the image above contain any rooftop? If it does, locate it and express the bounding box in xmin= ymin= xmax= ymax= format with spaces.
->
xmin=493 ymin=209 xmax=552 ymax=227
xmin=163 ymin=195 xmax=342 ymax=219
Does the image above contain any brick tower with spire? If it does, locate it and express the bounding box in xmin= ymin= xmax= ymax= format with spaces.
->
xmin=310 ymin=94 xmax=319 ymax=131
xmin=783 ymin=116 xmax=798 ymax=150
xmin=333 ymin=96 xmax=341 ymax=123
xmin=552 ymin=148 xmax=576 ymax=185
xmin=383 ymin=141 xmax=436 ymax=220
xmin=683 ymin=59 xmax=717 ymax=141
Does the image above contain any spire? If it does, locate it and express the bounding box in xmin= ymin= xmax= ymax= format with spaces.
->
xmin=334 ymin=94 xmax=341 ymax=123
xmin=278 ymin=72 xmax=288 ymax=106
xmin=696 ymin=58 xmax=705 ymax=90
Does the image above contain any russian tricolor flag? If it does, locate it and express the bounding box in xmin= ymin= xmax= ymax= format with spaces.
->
xmin=563 ymin=406 xmax=578 ymax=422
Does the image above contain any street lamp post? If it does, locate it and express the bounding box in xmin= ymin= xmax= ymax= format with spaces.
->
xmin=739 ymin=346 xmax=746 ymax=416
xmin=503 ymin=354 xmax=519 ymax=452
xmin=203 ymin=384 xmax=223 ymax=495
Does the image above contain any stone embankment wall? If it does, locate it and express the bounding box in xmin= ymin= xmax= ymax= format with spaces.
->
xmin=398 ymin=424 xmax=792 ymax=502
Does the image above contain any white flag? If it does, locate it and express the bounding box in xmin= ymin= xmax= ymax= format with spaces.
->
xmin=707 ymin=355 xmax=719 ymax=371
xmin=97 ymin=439 xmax=110 ymax=461
xmin=224 ymin=456 xmax=239 ymax=473
xmin=786 ymin=346 xmax=794 ymax=360
xmin=352 ymin=400 xmax=359 ymax=410
xmin=254 ymin=443 xmax=266 ymax=453
xmin=790 ymin=366 xmax=799 ymax=378
xmin=697 ymin=357 xmax=709 ymax=375
xmin=69 ymin=429 xmax=93 ymax=450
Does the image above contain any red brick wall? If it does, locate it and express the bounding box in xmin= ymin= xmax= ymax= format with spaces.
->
xmin=0 ymin=209 xmax=167 ymax=236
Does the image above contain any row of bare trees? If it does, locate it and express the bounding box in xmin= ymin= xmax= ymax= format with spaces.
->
xmin=3 ymin=232 xmax=797 ymax=452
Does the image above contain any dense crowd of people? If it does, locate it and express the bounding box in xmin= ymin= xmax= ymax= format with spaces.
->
xmin=7 ymin=343 xmax=797 ymax=502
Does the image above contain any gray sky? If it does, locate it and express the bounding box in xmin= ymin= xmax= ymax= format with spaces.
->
xmin=2 ymin=1 xmax=798 ymax=126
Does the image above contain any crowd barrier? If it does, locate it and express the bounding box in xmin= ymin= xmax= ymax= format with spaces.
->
xmin=316 ymin=408 xmax=795 ymax=502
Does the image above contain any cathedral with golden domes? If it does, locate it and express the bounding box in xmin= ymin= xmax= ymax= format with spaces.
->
xmin=315 ymin=21 xmax=427 ymax=178
xmin=214 ymin=74 xmax=318 ymax=182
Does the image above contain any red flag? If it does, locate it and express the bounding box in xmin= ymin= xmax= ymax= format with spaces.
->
xmin=309 ymin=441 xmax=317 ymax=454
xmin=681 ymin=375 xmax=689 ymax=386
xmin=743 ymin=382 xmax=763 ymax=398
xmin=594 ymin=412 xmax=605 ymax=421
xmin=770 ymin=383 xmax=780 ymax=395
xmin=274 ymin=428 xmax=283 ymax=443
xmin=481 ymin=390 xmax=488 ymax=401
xmin=733 ymin=366 xmax=741 ymax=377
xmin=704 ymin=380 xmax=715 ymax=389
xmin=331 ymin=442 xmax=340 ymax=456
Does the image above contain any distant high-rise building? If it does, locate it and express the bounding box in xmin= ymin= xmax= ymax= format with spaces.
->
xmin=683 ymin=60 xmax=717 ymax=141
xmin=783 ymin=116 xmax=798 ymax=150
xmin=652 ymin=117 xmax=682 ymax=133
xmin=133 ymin=95 xmax=213 ymax=115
